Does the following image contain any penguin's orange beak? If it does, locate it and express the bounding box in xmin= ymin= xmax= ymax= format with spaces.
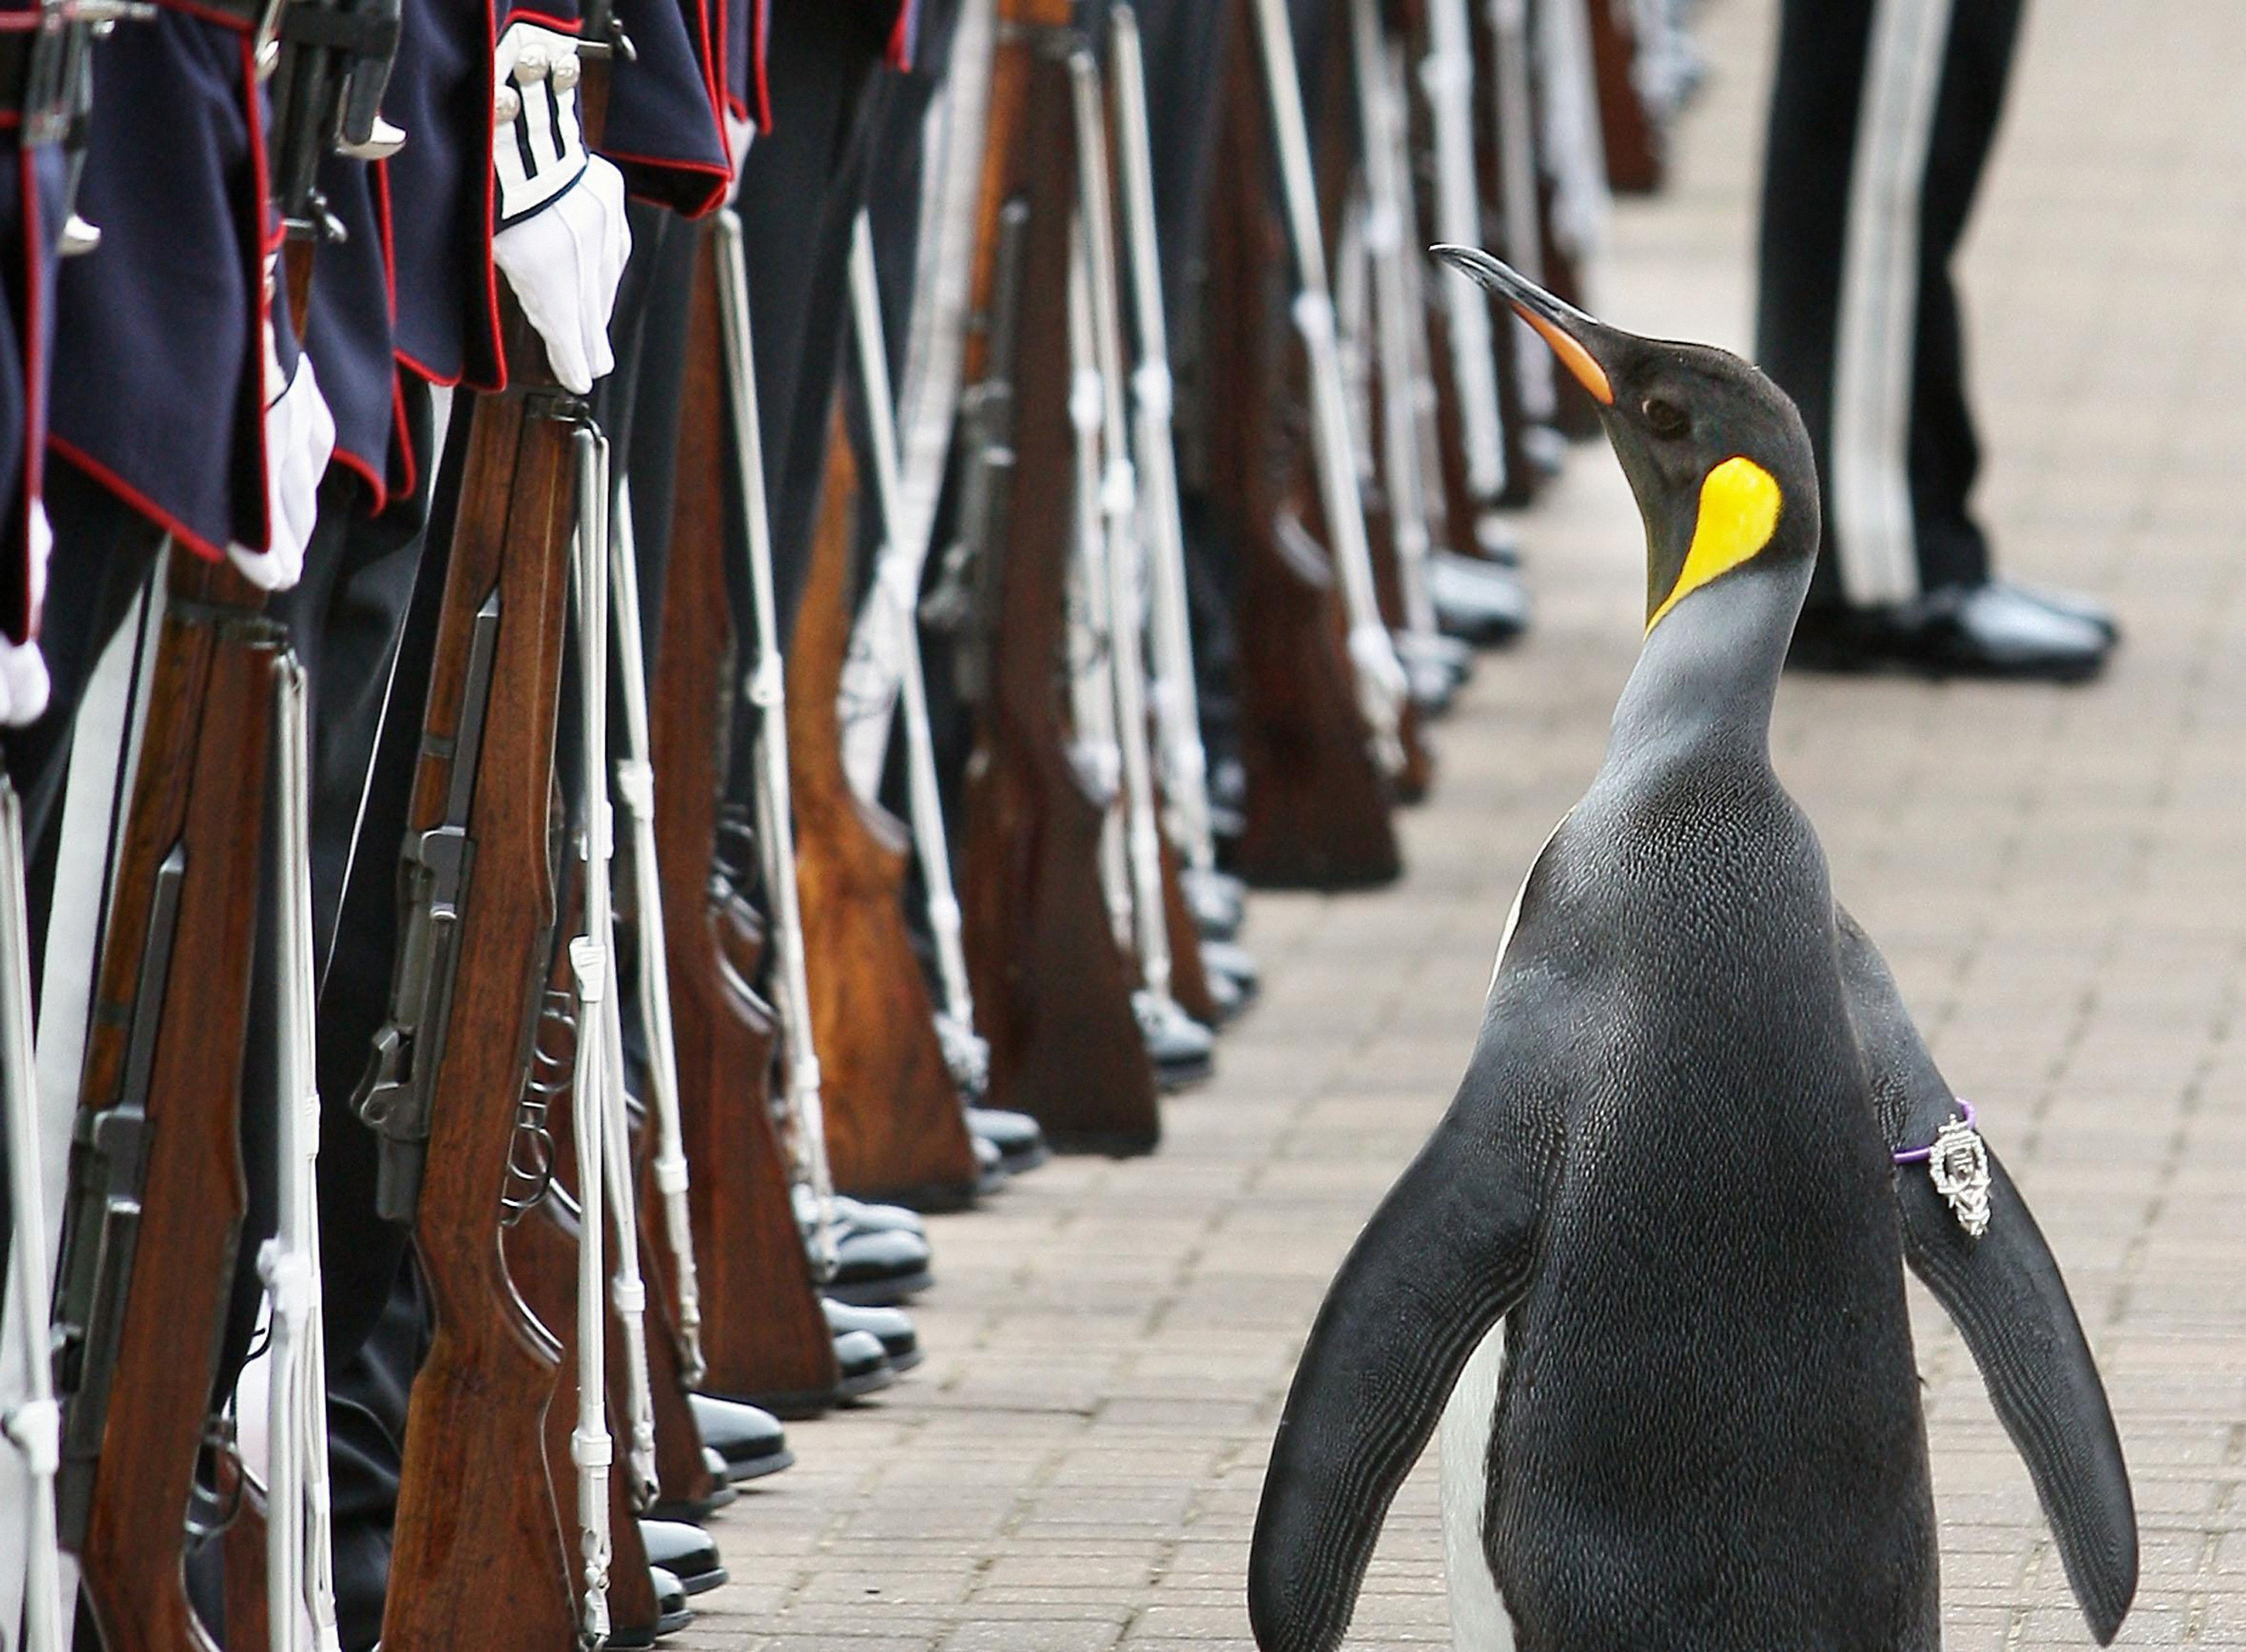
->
xmin=1431 ymin=246 xmax=1614 ymax=406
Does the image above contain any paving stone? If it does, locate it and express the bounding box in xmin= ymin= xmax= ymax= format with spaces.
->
xmin=672 ymin=0 xmax=2246 ymax=1645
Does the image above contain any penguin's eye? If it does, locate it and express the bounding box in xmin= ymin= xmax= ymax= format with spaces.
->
xmin=1642 ymin=397 xmax=1689 ymax=440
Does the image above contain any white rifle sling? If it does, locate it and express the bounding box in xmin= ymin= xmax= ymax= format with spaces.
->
xmin=1485 ymin=0 xmax=1558 ymax=424
xmin=567 ymin=426 xmax=615 ymax=1649
xmin=1 ymin=777 xmax=66 ymax=1652
xmin=1064 ymin=229 xmax=1133 ymax=952
xmin=1070 ymin=49 xmax=1184 ymax=1030
xmin=606 ymin=481 xmax=708 ymax=1388
xmin=1351 ymin=0 xmax=1443 ymax=648
xmin=1107 ymin=6 xmax=1220 ymax=886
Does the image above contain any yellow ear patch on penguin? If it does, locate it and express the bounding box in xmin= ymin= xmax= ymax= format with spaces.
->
xmin=1647 ymin=457 xmax=1783 ymax=632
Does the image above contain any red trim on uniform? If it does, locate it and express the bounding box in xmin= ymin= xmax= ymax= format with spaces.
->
xmin=501 ymin=8 xmax=582 ymax=33
xmin=242 ymin=32 xmax=277 ymax=552
xmin=386 ymin=371 xmax=416 ymax=502
xmin=395 ymin=347 xmax=466 ymax=390
xmin=161 ymin=0 xmax=256 ymax=32
xmin=752 ymin=0 xmax=771 ymax=132
xmin=886 ymin=0 xmax=912 ymax=71
xmin=49 ymin=439 xmax=230 ymax=565
xmin=685 ymin=0 xmax=730 ymax=191
xmin=328 ymin=442 xmax=387 ymax=503
xmin=608 ymin=148 xmax=729 ymax=219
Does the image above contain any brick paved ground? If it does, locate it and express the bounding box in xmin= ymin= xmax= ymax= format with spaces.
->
xmin=678 ymin=1 xmax=2246 ymax=1645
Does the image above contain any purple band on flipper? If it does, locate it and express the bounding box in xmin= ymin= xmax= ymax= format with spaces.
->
xmin=1893 ymin=1097 xmax=1977 ymax=1165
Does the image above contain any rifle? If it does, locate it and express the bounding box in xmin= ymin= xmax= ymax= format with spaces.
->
xmin=1206 ymin=0 xmax=1401 ymax=890
xmin=646 ymin=222 xmax=836 ymax=1416
xmin=1245 ymin=0 xmax=1408 ymax=782
xmin=843 ymin=210 xmax=991 ymax=1098
xmin=259 ymin=0 xmax=405 ymax=319
xmin=707 ymin=209 xmax=850 ymax=1287
xmin=50 ymin=553 xmax=286 ymax=1652
xmin=1107 ymin=5 xmax=1226 ymax=909
xmin=358 ymin=348 xmax=580 ymax=1650
xmin=788 ymin=410 xmax=980 ymax=1207
xmin=956 ymin=0 xmax=1159 ymax=1153
xmin=1066 ymin=46 xmax=1219 ymax=1058
xmin=1342 ymin=0 xmax=1451 ymax=798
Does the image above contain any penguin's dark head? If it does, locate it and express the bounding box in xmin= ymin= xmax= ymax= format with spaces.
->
xmin=1434 ymin=246 xmax=1819 ymax=635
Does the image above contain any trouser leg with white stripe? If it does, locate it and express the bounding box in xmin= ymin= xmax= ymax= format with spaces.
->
xmin=1755 ymin=0 xmax=2029 ymax=612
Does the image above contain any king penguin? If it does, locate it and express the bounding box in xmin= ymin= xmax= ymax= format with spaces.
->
xmin=1245 ymin=251 xmax=2137 ymax=1652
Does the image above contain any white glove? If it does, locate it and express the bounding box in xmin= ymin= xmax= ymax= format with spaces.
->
xmin=490 ymin=22 xmax=631 ymax=394
xmin=722 ymin=107 xmax=755 ymax=206
xmin=0 ymin=499 xmax=51 ymax=726
xmin=227 ymin=325 xmax=336 ymax=593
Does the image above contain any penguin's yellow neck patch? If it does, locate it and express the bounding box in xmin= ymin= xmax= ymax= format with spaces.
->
xmin=1647 ymin=457 xmax=1783 ymax=632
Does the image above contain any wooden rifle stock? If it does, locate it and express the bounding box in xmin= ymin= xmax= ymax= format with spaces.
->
xmin=647 ymin=223 xmax=836 ymax=1415
xmin=634 ymin=1188 xmax=726 ymax=1514
xmin=373 ymin=322 xmax=580 ymax=1652
xmin=1156 ymin=832 xmax=1220 ymax=1026
xmin=219 ymin=1462 xmax=272 ymax=1651
xmin=1207 ymin=5 xmax=1400 ymax=890
xmin=789 ymin=415 xmax=978 ymax=1207
xmin=1584 ymin=0 xmax=1663 ymax=193
xmin=958 ymin=2 xmax=1159 ymax=1154
xmin=52 ymin=554 xmax=282 ymax=1652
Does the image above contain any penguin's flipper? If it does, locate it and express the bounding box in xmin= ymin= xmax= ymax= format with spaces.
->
xmin=1836 ymin=907 xmax=2138 ymax=1644
xmin=1247 ymin=1021 xmax=1558 ymax=1652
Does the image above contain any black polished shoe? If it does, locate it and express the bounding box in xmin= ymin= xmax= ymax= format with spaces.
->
xmin=650 ymin=1446 xmax=741 ymax=1523
xmin=970 ymin=1130 xmax=1009 ymax=1195
xmin=1198 ymin=938 xmax=1260 ymax=1014
xmin=1196 ymin=960 xmax=1247 ymax=1026
xmin=1404 ymin=655 xmax=1457 ymax=715
xmin=1430 ymin=549 xmax=1529 ymax=645
xmin=824 ymin=1298 xmax=922 ymax=1373
xmin=687 ymin=1394 xmax=794 ymax=1483
xmin=1789 ymin=581 xmax=2113 ymax=682
xmin=609 ymin=1567 xmax=695 ymax=1648
xmin=1136 ymin=990 xmax=1215 ymax=1089
xmin=832 ymin=1195 xmax=927 ymax=1240
xmin=833 ymin=1326 xmax=896 ymax=1399
xmin=1181 ymin=866 xmax=1246 ymax=940
xmin=966 ymin=1106 xmax=1048 ymax=1176
xmin=639 ymin=1519 xmax=726 ymax=1596
xmin=2012 ymin=578 xmax=2119 ymax=642
xmin=829 ymin=1225 xmax=933 ymax=1307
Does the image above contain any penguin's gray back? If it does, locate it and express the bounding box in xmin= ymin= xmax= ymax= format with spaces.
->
xmin=1480 ymin=757 xmax=1939 ymax=1651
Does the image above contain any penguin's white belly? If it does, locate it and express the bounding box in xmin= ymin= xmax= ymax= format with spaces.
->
xmin=1442 ymin=831 xmax=1556 ymax=1652
xmin=1439 ymin=1325 xmax=1514 ymax=1651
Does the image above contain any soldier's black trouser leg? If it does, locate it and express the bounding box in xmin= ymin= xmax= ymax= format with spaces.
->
xmin=1756 ymin=0 xmax=2028 ymax=609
